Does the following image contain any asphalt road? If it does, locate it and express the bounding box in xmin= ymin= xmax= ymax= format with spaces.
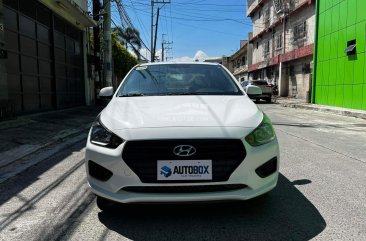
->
xmin=0 ymin=104 xmax=365 ymax=241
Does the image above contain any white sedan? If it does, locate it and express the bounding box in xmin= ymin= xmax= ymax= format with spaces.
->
xmin=85 ymin=62 xmax=279 ymax=210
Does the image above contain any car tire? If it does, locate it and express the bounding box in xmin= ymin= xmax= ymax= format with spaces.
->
xmin=256 ymin=98 xmax=260 ymax=103
xmin=266 ymin=97 xmax=271 ymax=103
xmin=96 ymin=196 xmax=115 ymax=211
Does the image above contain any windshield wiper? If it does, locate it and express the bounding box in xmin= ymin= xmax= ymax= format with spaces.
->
xmin=166 ymin=92 xmax=199 ymax=95
xmin=119 ymin=93 xmax=145 ymax=97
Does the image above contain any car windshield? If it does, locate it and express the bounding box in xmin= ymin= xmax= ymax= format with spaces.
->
xmin=117 ymin=64 xmax=242 ymax=96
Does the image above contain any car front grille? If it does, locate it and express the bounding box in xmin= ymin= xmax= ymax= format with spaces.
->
xmin=122 ymin=139 xmax=246 ymax=183
xmin=121 ymin=184 xmax=247 ymax=193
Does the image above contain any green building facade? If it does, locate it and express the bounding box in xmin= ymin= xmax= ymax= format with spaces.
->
xmin=313 ymin=0 xmax=366 ymax=110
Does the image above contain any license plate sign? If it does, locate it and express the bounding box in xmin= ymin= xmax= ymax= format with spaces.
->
xmin=157 ymin=160 xmax=212 ymax=181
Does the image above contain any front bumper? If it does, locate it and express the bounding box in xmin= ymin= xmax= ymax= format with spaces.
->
xmin=259 ymin=93 xmax=272 ymax=98
xmin=85 ymin=134 xmax=279 ymax=204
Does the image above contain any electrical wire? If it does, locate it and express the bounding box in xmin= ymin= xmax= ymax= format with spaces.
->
xmin=127 ymin=0 xmax=150 ymax=50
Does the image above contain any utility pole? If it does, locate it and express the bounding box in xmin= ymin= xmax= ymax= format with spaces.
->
xmin=161 ymin=34 xmax=173 ymax=62
xmin=151 ymin=0 xmax=171 ymax=62
xmin=164 ymin=46 xmax=172 ymax=61
xmin=103 ymin=0 xmax=112 ymax=87
xmin=161 ymin=33 xmax=165 ymax=62
xmin=279 ymin=0 xmax=288 ymax=97
xmin=153 ymin=8 xmax=159 ymax=61
xmin=150 ymin=0 xmax=154 ymax=62
xmin=93 ymin=0 xmax=101 ymax=98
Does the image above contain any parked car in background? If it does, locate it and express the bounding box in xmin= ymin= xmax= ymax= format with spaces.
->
xmin=250 ymin=80 xmax=272 ymax=103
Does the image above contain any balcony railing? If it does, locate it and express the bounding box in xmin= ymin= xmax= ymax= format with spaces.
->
xmin=247 ymin=0 xmax=266 ymax=17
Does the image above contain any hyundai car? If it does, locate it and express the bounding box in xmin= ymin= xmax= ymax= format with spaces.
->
xmin=85 ymin=62 xmax=279 ymax=210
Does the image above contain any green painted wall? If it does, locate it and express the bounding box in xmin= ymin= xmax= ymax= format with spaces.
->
xmin=314 ymin=0 xmax=366 ymax=110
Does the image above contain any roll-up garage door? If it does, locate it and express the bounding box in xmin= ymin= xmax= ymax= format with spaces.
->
xmin=3 ymin=0 xmax=85 ymax=113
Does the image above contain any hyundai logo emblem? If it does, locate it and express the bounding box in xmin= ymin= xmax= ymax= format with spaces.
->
xmin=173 ymin=145 xmax=196 ymax=157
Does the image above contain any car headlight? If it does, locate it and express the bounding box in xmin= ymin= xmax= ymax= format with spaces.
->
xmin=90 ymin=118 xmax=124 ymax=148
xmin=245 ymin=113 xmax=275 ymax=146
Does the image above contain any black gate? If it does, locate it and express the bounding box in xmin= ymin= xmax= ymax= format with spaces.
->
xmin=4 ymin=0 xmax=85 ymax=113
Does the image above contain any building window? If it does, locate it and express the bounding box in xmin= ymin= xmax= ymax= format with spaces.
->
xmin=266 ymin=67 xmax=273 ymax=79
xmin=241 ymin=56 xmax=246 ymax=66
xmin=273 ymin=0 xmax=283 ymax=14
xmin=264 ymin=8 xmax=270 ymax=24
xmin=293 ymin=21 xmax=307 ymax=41
xmin=236 ymin=60 xmax=241 ymax=68
xmin=345 ymin=39 xmax=357 ymax=56
xmin=263 ymin=40 xmax=270 ymax=57
xmin=302 ymin=63 xmax=311 ymax=74
xmin=288 ymin=65 xmax=295 ymax=76
xmin=275 ymin=33 xmax=282 ymax=50
xmin=256 ymin=42 xmax=259 ymax=49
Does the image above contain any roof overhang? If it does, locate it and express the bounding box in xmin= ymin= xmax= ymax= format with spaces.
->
xmin=40 ymin=0 xmax=97 ymax=29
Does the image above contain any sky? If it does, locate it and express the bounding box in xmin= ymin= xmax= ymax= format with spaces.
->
xmin=110 ymin=0 xmax=253 ymax=62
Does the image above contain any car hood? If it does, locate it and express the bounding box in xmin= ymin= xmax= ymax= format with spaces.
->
xmin=100 ymin=95 xmax=263 ymax=131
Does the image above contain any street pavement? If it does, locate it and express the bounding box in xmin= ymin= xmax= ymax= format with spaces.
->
xmin=0 ymin=106 xmax=102 ymax=183
xmin=0 ymin=103 xmax=365 ymax=241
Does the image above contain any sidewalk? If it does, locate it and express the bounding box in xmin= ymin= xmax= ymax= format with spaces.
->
xmin=275 ymin=97 xmax=366 ymax=120
xmin=0 ymin=106 xmax=102 ymax=182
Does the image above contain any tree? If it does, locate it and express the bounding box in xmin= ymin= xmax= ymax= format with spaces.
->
xmin=111 ymin=31 xmax=138 ymax=84
xmin=117 ymin=27 xmax=142 ymax=61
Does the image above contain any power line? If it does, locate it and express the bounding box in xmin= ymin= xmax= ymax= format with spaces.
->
xmin=123 ymin=2 xmax=245 ymax=13
xmin=127 ymin=0 xmax=150 ymax=48
xmin=165 ymin=19 xmax=247 ymax=37
xmin=169 ymin=3 xmax=173 ymax=58
xmin=123 ymin=6 xmax=257 ymax=28
xmin=150 ymin=0 xmax=171 ymax=62
xmin=113 ymin=0 xmax=151 ymax=53
xmin=119 ymin=6 xmax=249 ymax=37
xmin=127 ymin=1 xmax=246 ymax=7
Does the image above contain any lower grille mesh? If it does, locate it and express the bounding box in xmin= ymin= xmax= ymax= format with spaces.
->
xmin=122 ymin=184 xmax=247 ymax=193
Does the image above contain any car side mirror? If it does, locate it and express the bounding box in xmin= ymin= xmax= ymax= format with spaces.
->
xmin=99 ymin=87 xmax=114 ymax=99
xmin=246 ymin=85 xmax=262 ymax=98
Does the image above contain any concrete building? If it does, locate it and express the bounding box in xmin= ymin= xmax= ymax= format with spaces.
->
xmin=0 ymin=0 xmax=96 ymax=120
xmin=247 ymin=0 xmax=315 ymax=100
xmin=312 ymin=0 xmax=366 ymax=111
xmin=204 ymin=56 xmax=233 ymax=72
xmin=230 ymin=35 xmax=253 ymax=82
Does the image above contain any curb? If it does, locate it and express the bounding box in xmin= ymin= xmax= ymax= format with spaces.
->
xmin=279 ymin=102 xmax=366 ymax=120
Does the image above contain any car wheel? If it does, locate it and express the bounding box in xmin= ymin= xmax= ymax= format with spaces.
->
xmin=96 ymin=196 xmax=115 ymax=211
xmin=256 ymin=98 xmax=260 ymax=103
xmin=266 ymin=97 xmax=271 ymax=103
